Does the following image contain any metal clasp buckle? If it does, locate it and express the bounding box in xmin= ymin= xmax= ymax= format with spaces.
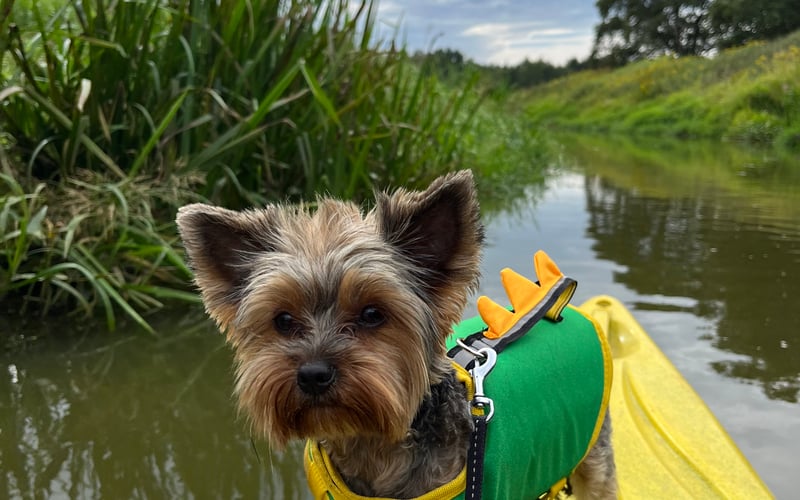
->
xmin=456 ymin=339 xmax=497 ymax=422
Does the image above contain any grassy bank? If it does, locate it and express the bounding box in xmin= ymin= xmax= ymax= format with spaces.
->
xmin=524 ymin=30 xmax=800 ymax=149
xmin=0 ymin=0 xmax=549 ymax=333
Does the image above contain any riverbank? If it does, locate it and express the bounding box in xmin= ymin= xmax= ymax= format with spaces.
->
xmin=0 ymin=0 xmax=549 ymax=333
xmin=524 ymin=30 xmax=800 ymax=149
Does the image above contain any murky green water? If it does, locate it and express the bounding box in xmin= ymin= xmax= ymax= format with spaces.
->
xmin=3 ymin=136 xmax=799 ymax=499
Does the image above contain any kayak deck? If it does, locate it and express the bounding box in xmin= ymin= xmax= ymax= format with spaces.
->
xmin=579 ymin=296 xmax=772 ymax=499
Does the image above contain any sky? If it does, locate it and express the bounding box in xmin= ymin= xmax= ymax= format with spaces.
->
xmin=375 ymin=0 xmax=601 ymax=66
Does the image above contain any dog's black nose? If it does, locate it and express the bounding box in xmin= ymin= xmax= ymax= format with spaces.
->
xmin=297 ymin=361 xmax=336 ymax=396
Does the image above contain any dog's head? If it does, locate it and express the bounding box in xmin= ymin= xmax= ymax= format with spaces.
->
xmin=176 ymin=170 xmax=483 ymax=447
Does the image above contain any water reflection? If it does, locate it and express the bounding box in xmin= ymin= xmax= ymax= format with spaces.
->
xmin=0 ymin=313 xmax=310 ymax=499
xmin=567 ymin=134 xmax=800 ymax=403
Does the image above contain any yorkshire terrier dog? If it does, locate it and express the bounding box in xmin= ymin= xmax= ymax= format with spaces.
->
xmin=176 ymin=170 xmax=616 ymax=499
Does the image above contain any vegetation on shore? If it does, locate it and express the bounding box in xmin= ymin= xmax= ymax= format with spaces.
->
xmin=0 ymin=0 xmax=548 ymax=333
xmin=523 ymin=30 xmax=800 ymax=149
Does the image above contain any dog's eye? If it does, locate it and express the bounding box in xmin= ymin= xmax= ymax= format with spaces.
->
xmin=273 ymin=312 xmax=296 ymax=334
xmin=358 ymin=306 xmax=385 ymax=328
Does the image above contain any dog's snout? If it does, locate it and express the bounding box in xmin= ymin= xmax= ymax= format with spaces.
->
xmin=297 ymin=361 xmax=337 ymax=395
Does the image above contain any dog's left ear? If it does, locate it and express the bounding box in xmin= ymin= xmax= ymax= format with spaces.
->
xmin=377 ymin=169 xmax=484 ymax=293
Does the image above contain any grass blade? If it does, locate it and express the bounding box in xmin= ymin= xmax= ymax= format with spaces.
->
xmin=299 ymin=60 xmax=341 ymax=127
xmin=128 ymin=90 xmax=189 ymax=178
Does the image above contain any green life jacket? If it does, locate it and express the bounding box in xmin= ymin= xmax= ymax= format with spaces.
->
xmin=446 ymin=304 xmax=611 ymax=499
xmin=304 ymin=251 xmax=612 ymax=500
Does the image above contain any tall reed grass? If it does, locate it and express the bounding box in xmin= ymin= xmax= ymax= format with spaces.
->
xmin=1 ymin=0 xmax=529 ymax=333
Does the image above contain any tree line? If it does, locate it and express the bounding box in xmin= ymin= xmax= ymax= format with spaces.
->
xmin=414 ymin=0 xmax=800 ymax=89
xmin=410 ymin=49 xmax=579 ymax=91
xmin=593 ymin=0 xmax=800 ymax=65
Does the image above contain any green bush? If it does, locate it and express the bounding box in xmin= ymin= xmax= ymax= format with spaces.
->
xmin=727 ymin=109 xmax=781 ymax=143
xmin=2 ymin=0 xmax=482 ymax=203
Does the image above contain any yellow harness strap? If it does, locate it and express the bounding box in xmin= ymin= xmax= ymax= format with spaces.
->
xmin=303 ymin=364 xmax=473 ymax=500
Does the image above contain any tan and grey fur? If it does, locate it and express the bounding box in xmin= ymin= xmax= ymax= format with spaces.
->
xmin=176 ymin=170 xmax=616 ymax=499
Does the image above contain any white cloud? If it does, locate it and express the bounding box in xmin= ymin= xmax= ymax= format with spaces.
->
xmin=459 ymin=22 xmax=591 ymax=65
xmin=480 ymin=33 xmax=595 ymax=65
xmin=375 ymin=0 xmax=600 ymax=66
xmin=527 ymin=28 xmax=575 ymax=38
xmin=461 ymin=22 xmax=548 ymax=37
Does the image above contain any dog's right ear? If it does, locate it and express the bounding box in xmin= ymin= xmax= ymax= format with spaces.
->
xmin=176 ymin=203 xmax=277 ymax=326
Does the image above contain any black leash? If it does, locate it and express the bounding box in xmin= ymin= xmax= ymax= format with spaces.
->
xmin=458 ymin=343 xmax=496 ymax=500
xmin=465 ymin=414 xmax=488 ymax=500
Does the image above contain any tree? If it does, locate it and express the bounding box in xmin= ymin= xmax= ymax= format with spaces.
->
xmin=593 ymin=0 xmax=713 ymax=65
xmin=505 ymin=59 xmax=565 ymax=88
xmin=412 ymin=49 xmax=468 ymax=82
xmin=592 ymin=0 xmax=800 ymax=66
xmin=709 ymin=0 xmax=800 ymax=49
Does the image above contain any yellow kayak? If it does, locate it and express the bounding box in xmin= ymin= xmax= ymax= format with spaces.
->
xmin=579 ymin=296 xmax=773 ymax=499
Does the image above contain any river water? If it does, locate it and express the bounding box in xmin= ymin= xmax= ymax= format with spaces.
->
xmin=2 ymin=136 xmax=798 ymax=498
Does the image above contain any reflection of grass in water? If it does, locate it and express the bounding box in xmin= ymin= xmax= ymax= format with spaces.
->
xmin=566 ymin=133 xmax=800 ymax=405
xmin=0 ymin=306 xmax=310 ymax=498
xmin=556 ymin=132 xmax=800 ymax=223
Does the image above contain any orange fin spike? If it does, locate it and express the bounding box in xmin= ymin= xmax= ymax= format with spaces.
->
xmin=477 ymin=295 xmax=515 ymax=339
xmin=476 ymin=250 xmax=573 ymax=340
xmin=500 ymin=268 xmax=539 ymax=313
xmin=533 ymin=250 xmax=564 ymax=286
